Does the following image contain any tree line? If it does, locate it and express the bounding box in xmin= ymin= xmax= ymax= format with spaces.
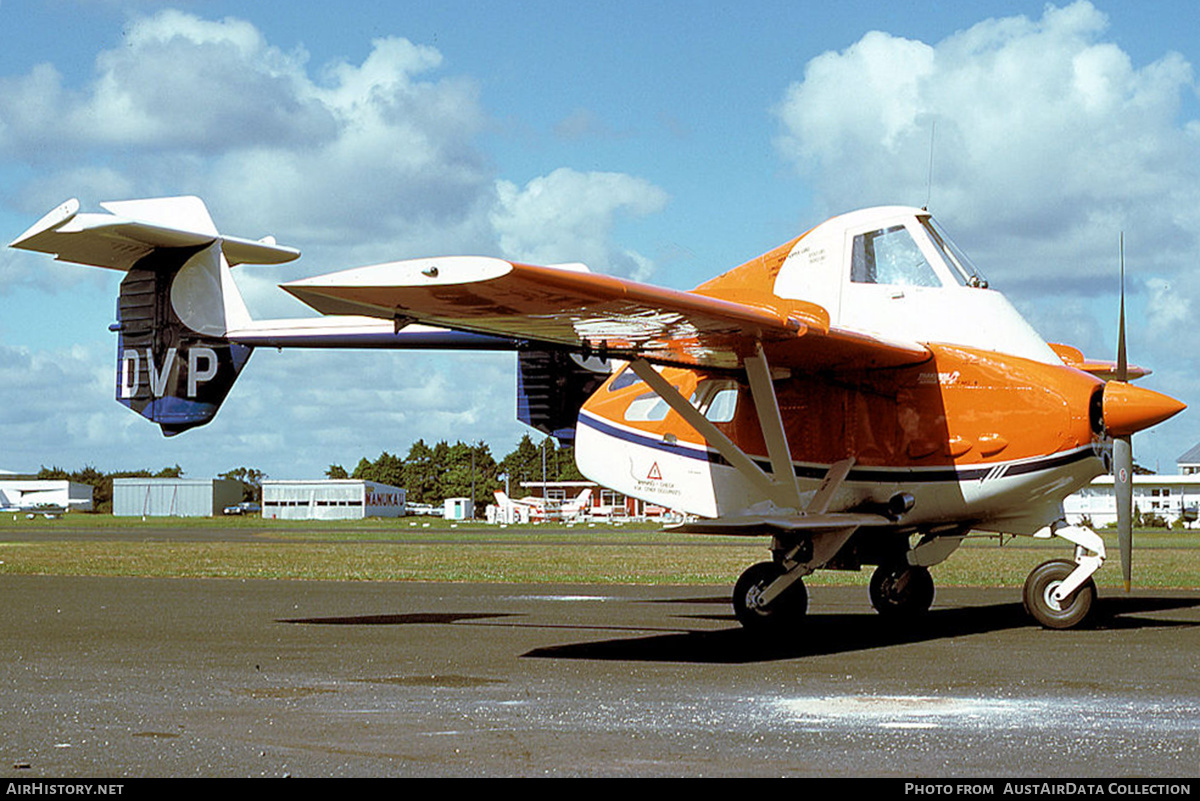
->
xmin=326 ymin=434 xmax=583 ymax=504
xmin=33 ymin=434 xmax=582 ymax=512
xmin=34 ymin=464 xmax=184 ymax=514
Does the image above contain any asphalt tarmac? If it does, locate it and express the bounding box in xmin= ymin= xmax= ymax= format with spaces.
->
xmin=2 ymin=570 xmax=1198 ymax=777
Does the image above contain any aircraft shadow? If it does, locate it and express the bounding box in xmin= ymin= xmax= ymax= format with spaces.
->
xmin=1091 ymin=594 xmax=1200 ymax=629
xmin=523 ymin=594 xmax=1200 ymax=664
xmin=272 ymin=595 xmax=1198 ymax=663
xmin=279 ymin=612 xmax=519 ymax=626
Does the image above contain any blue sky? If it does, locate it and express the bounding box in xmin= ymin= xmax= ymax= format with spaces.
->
xmin=2 ymin=0 xmax=1200 ymax=480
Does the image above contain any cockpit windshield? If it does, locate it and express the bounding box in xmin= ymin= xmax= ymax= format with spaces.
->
xmin=921 ymin=217 xmax=989 ymax=288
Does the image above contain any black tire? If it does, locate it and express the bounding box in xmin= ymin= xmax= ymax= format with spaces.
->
xmin=732 ymin=561 xmax=808 ymax=631
xmin=1022 ymin=559 xmax=1096 ymax=629
xmin=869 ymin=563 xmax=935 ymax=617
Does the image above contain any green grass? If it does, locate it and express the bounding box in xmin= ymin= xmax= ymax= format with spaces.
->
xmin=0 ymin=515 xmax=1197 ymax=588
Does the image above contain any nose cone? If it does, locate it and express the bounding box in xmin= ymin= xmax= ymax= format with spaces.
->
xmin=1103 ymin=381 xmax=1187 ymax=437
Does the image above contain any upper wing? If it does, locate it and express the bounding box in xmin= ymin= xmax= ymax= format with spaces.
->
xmin=283 ymin=256 xmax=931 ymax=371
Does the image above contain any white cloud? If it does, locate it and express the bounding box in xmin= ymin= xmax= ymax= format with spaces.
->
xmin=0 ymin=11 xmax=492 ymax=254
xmin=0 ymin=13 xmax=332 ymax=159
xmin=0 ymin=9 xmax=673 ymax=478
xmin=2 ymin=10 xmax=669 ymax=295
xmin=773 ymin=1 xmax=1200 ymax=470
xmin=0 ymin=341 xmax=126 ymax=469
xmin=492 ymin=167 xmax=668 ymax=280
xmin=774 ymin=1 xmax=1200 ymax=291
xmin=1144 ymin=276 xmax=1192 ymax=342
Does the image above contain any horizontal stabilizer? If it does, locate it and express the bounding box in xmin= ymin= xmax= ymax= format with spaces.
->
xmin=10 ymin=197 xmax=300 ymax=271
xmin=1049 ymin=342 xmax=1149 ymax=381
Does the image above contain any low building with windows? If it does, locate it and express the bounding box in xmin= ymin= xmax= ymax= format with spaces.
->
xmin=1064 ymin=444 xmax=1200 ymax=529
xmin=1065 ymin=475 xmax=1200 ymax=528
xmin=261 ymin=480 xmax=405 ymax=520
xmin=1177 ymin=443 xmax=1200 ymax=476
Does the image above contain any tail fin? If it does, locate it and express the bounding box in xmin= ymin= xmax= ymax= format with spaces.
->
xmin=12 ymin=197 xmax=298 ymax=435
xmin=517 ymin=350 xmax=610 ymax=444
xmin=114 ymin=247 xmax=253 ymax=435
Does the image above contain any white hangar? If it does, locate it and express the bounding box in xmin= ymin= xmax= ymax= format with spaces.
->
xmin=261 ymin=480 xmax=406 ymax=520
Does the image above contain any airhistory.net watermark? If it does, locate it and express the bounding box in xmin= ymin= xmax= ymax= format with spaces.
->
xmin=6 ymin=785 xmax=124 ymax=796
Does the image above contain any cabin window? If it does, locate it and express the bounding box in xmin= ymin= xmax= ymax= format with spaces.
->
xmin=689 ymin=379 xmax=739 ymax=423
xmin=624 ymin=391 xmax=671 ymax=422
xmin=851 ymin=225 xmax=941 ymax=287
xmin=608 ymin=365 xmax=642 ymax=392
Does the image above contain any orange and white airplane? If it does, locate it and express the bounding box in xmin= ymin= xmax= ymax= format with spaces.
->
xmin=11 ymin=197 xmax=1185 ymax=630
xmin=492 ymin=488 xmax=593 ymax=524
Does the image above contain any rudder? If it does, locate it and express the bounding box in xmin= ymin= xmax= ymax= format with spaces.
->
xmin=114 ymin=243 xmax=252 ymax=435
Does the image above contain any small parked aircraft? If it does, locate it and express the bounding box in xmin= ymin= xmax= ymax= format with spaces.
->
xmin=492 ymin=488 xmax=593 ymax=524
xmin=11 ymin=197 xmax=1185 ymax=629
xmin=0 ymin=487 xmax=69 ymax=518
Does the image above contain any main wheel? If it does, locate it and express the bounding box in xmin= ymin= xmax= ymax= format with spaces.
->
xmin=869 ymin=563 xmax=935 ymax=617
xmin=732 ymin=561 xmax=808 ymax=631
xmin=1022 ymin=559 xmax=1096 ymax=629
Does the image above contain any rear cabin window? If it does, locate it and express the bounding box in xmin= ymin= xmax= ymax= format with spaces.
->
xmin=851 ymin=225 xmax=941 ymax=288
xmin=689 ymin=379 xmax=739 ymax=423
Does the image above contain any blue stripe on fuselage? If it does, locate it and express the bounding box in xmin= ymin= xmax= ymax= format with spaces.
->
xmin=576 ymin=410 xmax=1096 ymax=485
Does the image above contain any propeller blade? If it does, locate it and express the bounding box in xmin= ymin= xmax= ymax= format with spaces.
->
xmin=1117 ymin=234 xmax=1127 ymax=383
xmin=1114 ymin=233 xmax=1132 ymax=591
xmin=1114 ymin=435 xmax=1133 ymax=592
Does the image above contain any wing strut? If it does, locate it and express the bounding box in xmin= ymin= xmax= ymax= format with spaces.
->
xmin=745 ymin=342 xmax=803 ymax=510
xmin=628 ymin=342 xmax=803 ymax=511
xmin=628 ymin=358 xmax=782 ymax=505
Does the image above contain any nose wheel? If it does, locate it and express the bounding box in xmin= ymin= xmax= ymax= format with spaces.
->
xmin=1023 ymin=559 xmax=1096 ymax=629
xmin=732 ymin=561 xmax=808 ymax=631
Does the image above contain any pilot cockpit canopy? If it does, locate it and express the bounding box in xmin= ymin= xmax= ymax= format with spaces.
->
xmin=848 ymin=216 xmax=989 ymax=289
xmin=774 ymin=206 xmax=1055 ymax=364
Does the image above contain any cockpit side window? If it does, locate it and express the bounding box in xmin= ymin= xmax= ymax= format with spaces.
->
xmin=851 ymin=225 xmax=941 ymax=288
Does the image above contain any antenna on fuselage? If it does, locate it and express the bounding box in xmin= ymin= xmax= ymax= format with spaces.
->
xmin=923 ymin=120 xmax=936 ymax=211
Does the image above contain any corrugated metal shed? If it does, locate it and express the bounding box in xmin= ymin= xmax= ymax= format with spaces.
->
xmin=113 ymin=478 xmax=243 ymax=517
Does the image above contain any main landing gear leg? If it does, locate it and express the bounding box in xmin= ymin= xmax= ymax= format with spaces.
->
xmin=867 ymin=533 xmax=962 ymax=618
xmin=1023 ymin=523 xmax=1103 ymax=629
xmin=732 ymin=561 xmax=808 ymax=632
xmin=869 ymin=563 xmax=935 ymax=618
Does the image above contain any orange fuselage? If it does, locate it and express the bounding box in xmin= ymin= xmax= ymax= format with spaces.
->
xmin=585 ymin=346 xmax=1103 ymax=471
xmin=578 ymin=343 xmax=1110 ymax=531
